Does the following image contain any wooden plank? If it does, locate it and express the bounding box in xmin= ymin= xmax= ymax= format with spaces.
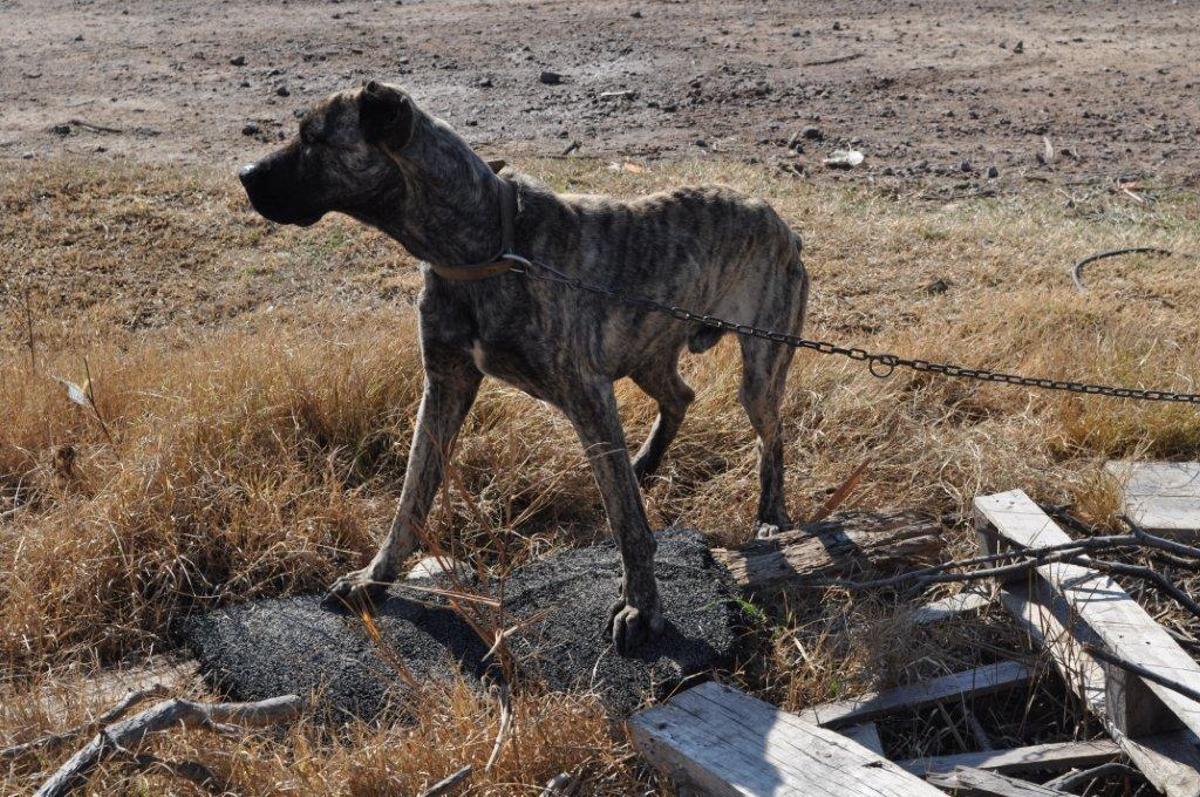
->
xmin=1105 ymin=461 xmax=1200 ymax=535
xmin=839 ymin=722 xmax=884 ymax=755
xmin=927 ymin=766 xmax=1070 ymax=796
xmin=999 ymin=579 xmax=1200 ymax=797
xmin=630 ymin=681 xmax=944 ymax=797
xmin=912 ymin=587 xmax=992 ymax=626
xmin=897 ymin=739 xmax=1121 ymax=776
xmin=711 ymin=509 xmax=941 ymax=592
xmin=975 ymin=489 xmax=1200 ymax=741
xmin=797 ymin=660 xmax=1031 ymax=729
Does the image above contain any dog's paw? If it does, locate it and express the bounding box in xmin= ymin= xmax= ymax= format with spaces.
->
xmin=606 ymin=599 xmax=666 ymax=655
xmin=323 ymin=567 xmax=391 ymax=611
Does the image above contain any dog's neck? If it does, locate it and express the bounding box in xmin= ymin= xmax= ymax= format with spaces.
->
xmin=361 ymin=117 xmax=510 ymax=268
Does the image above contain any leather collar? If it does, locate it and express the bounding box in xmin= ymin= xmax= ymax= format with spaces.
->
xmin=427 ymin=178 xmax=520 ymax=282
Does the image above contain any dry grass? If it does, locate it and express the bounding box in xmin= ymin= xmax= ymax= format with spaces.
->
xmin=2 ymin=158 xmax=1198 ymax=794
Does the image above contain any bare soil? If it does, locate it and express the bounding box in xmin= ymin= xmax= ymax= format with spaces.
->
xmin=2 ymin=0 xmax=1198 ymax=187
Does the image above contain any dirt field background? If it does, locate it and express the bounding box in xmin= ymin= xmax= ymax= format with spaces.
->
xmin=2 ymin=1 xmax=1200 ymax=795
xmin=3 ymin=0 xmax=1198 ymax=187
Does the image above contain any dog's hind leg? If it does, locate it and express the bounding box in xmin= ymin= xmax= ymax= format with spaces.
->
xmin=560 ymin=378 xmax=664 ymax=654
xmin=739 ymin=335 xmax=795 ymax=539
xmin=630 ymin=357 xmax=695 ymax=483
xmin=326 ymin=345 xmax=482 ymax=608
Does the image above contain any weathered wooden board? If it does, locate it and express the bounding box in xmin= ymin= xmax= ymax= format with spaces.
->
xmin=1105 ymin=461 xmax=1200 ymax=535
xmin=1000 ymin=578 xmax=1200 ymax=797
xmin=630 ymin=681 xmax=944 ymax=796
xmin=712 ymin=509 xmax=940 ymax=592
xmin=912 ymin=587 xmax=993 ymax=626
xmin=927 ymin=766 xmax=1070 ymax=796
xmin=840 ymin=722 xmax=884 ymax=755
xmin=797 ymin=660 xmax=1031 ymax=729
xmin=897 ymin=739 xmax=1121 ymax=776
xmin=975 ymin=490 xmax=1200 ymax=741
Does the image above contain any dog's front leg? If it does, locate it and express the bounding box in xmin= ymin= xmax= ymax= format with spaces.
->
xmin=326 ymin=347 xmax=482 ymax=608
xmin=561 ymin=380 xmax=664 ymax=654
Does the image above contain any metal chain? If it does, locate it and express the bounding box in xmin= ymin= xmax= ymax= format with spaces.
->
xmin=503 ymin=255 xmax=1200 ymax=405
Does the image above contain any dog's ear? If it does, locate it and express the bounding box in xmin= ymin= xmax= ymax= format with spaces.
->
xmin=360 ymin=81 xmax=416 ymax=152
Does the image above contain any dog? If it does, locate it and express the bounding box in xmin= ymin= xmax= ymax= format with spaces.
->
xmin=238 ymin=81 xmax=808 ymax=653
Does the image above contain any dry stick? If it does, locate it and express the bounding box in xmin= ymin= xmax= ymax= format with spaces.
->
xmin=1083 ymin=644 xmax=1200 ymax=705
xmin=1 ymin=684 xmax=169 ymax=761
xmin=813 ymin=535 xmax=1141 ymax=591
xmin=416 ymin=764 xmax=472 ymax=797
xmin=809 ymin=458 xmax=870 ymax=523
xmin=485 ymin=683 xmax=514 ymax=773
xmin=1044 ymin=762 xmax=1138 ymax=791
xmin=34 ymin=694 xmax=304 ymax=797
xmin=1049 ymin=507 xmax=1200 ymax=565
xmin=802 ymin=52 xmax=864 ymax=66
xmin=66 ymin=118 xmax=123 ymax=134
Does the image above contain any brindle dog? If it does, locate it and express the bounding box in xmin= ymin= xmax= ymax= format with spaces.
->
xmin=239 ymin=81 xmax=808 ymax=653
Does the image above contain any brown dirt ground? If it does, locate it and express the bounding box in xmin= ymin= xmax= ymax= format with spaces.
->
xmin=2 ymin=0 xmax=1198 ymax=188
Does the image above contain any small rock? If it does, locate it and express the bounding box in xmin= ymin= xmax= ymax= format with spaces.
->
xmin=241 ymin=123 xmax=261 ymax=136
xmin=987 ymin=165 xmax=999 ymax=179
xmin=478 ymin=77 xmax=493 ymax=88
xmin=631 ymin=9 xmax=642 ymax=17
xmin=926 ymin=278 xmax=950 ymax=295
xmin=73 ymin=34 xmax=84 ymax=42
xmin=694 ymin=138 xmax=708 ymax=148
xmin=1013 ymin=40 xmax=1025 ymax=54
xmin=832 ymin=20 xmax=842 ymax=31
xmin=49 ymin=123 xmax=72 ymax=136
xmin=229 ymin=55 xmax=246 ymax=66
xmin=276 ymin=85 xmax=290 ymax=97
xmin=539 ymin=70 xmax=563 ymax=85
xmin=801 ymin=125 xmax=824 ymax=141
xmin=960 ymin=159 xmax=973 ymax=173
xmin=823 ymin=149 xmax=864 ymax=169
xmin=240 ymin=80 xmax=251 ymax=88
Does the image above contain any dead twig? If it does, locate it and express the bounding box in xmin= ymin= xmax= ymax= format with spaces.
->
xmin=417 ymin=764 xmax=472 ymax=797
xmin=1044 ymin=762 xmax=1138 ymax=791
xmin=33 ymin=694 xmax=304 ymax=797
xmin=66 ymin=118 xmax=123 ymax=134
xmin=2 ymin=684 xmax=169 ymax=761
xmin=485 ymin=683 xmax=513 ymax=773
xmin=802 ymin=52 xmax=864 ymax=67
xmin=809 ymin=458 xmax=870 ymax=523
xmin=1083 ymin=644 xmax=1200 ymax=704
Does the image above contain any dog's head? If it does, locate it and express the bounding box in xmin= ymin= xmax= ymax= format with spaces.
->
xmin=238 ymin=81 xmax=421 ymax=226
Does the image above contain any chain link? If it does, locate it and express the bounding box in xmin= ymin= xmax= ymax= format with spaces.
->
xmin=508 ymin=257 xmax=1200 ymax=405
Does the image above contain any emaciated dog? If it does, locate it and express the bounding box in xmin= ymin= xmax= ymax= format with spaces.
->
xmin=239 ymin=82 xmax=808 ymax=653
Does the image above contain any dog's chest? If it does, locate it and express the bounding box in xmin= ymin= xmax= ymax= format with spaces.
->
xmin=465 ymin=335 xmax=560 ymax=401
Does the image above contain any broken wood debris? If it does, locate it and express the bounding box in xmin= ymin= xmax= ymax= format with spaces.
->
xmin=1105 ymin=460 xmax=1200 ymax=537
xmin=896 ymin=739 xmax=1122 ymax=777
xmin=630 ymin=681 xmax=944 ymax=796
xmin=797 ymin=660 xmax=1031 ymax=728
xmin=927 ymin=765 xmax=1071 ymax=796
xmin=978 ymin=489 xmax=1200 ymax=797
xmin=33 ymin=693 xmax=304 ymax=797
xmin=711 ymin=509 xmax=940 ymax=593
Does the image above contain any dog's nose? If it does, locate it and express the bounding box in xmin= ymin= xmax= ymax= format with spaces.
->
xmin=238 ymin=163 xmax=260 ymax=188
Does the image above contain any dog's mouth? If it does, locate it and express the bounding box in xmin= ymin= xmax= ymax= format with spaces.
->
xmin=243 ymin=194 xmax=325 ymax=227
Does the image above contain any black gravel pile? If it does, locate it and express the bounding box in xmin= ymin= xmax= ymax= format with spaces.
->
xmin=181 ymin=528 xmax=739 ymax=720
